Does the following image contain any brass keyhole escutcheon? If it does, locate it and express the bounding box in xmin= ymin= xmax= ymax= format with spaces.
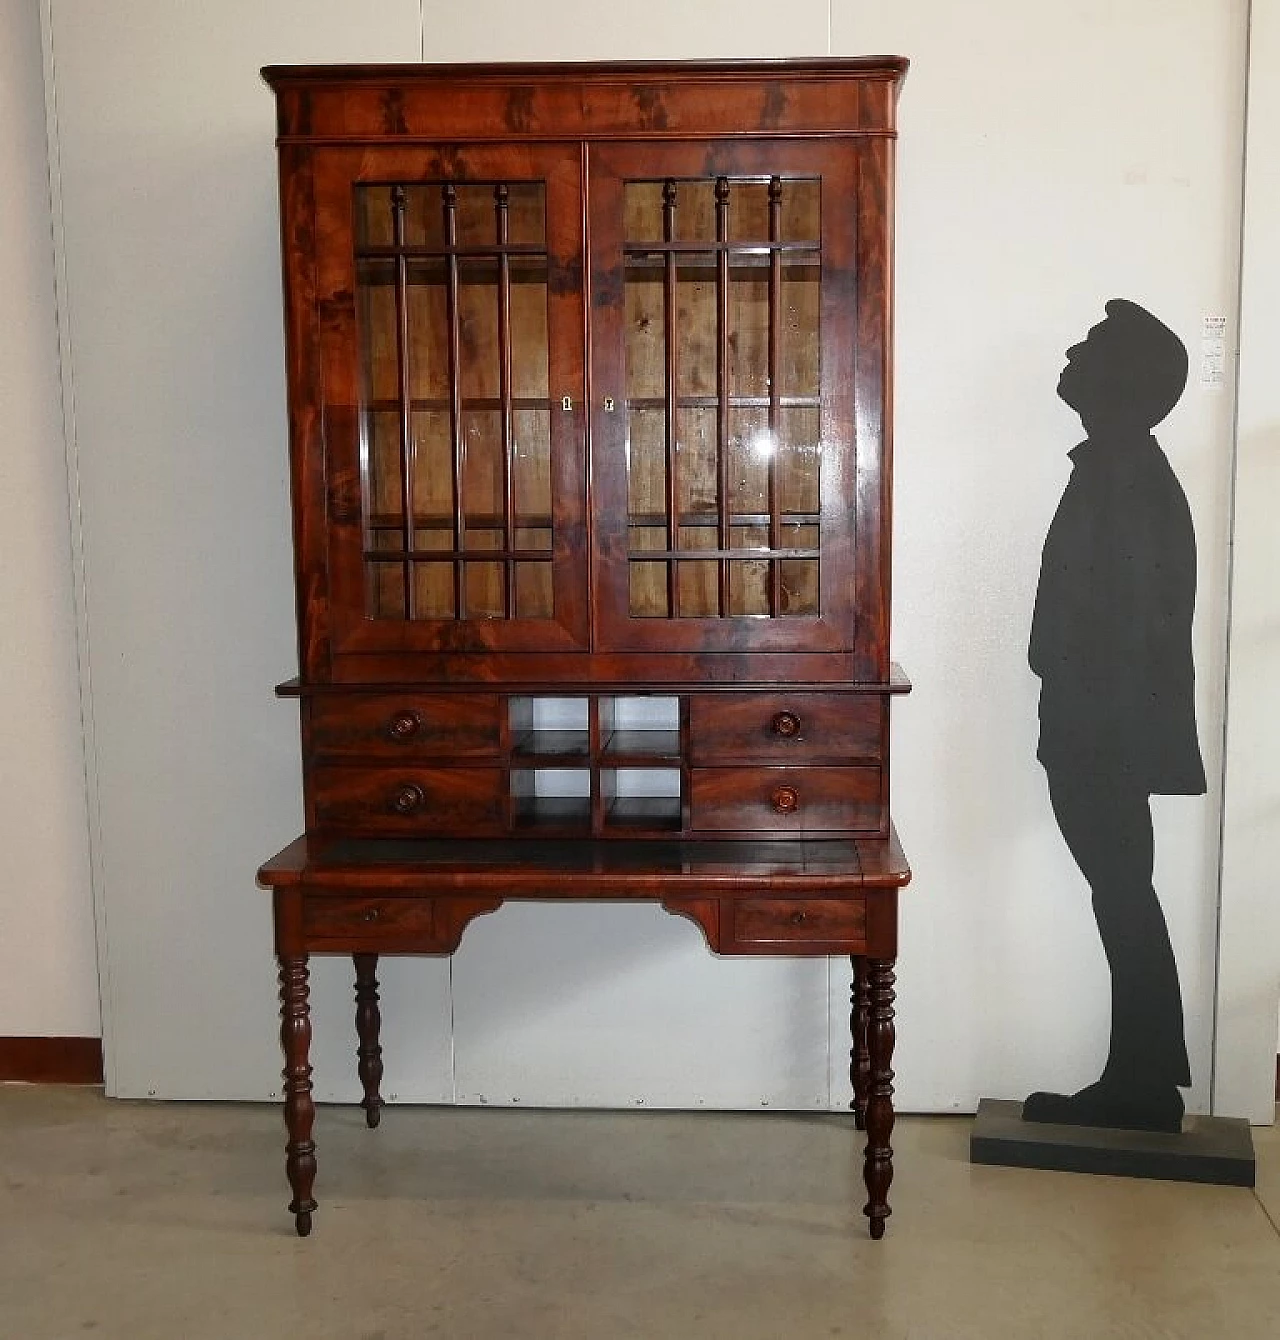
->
xmin=603 ymin=396 xmax=616 ymax=413
xmin=789 ymin=910 xmax=807 ymax=926
xmin=362 ymin=907 xmax=381 ymax=923
xmin=771 ymin=785 xmax=800 ymax=814
xmin=561 ymin=395 xmax=573 ymax=411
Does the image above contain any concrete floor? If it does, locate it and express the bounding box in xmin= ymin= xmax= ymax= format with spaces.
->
xmin=1 ymin=1087 xmax=1278 ymax=1339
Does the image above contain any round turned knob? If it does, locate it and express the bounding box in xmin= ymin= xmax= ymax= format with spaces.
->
xmin=362 ymin=907 xmax=381 ymax=923
xmin=391 ymin=783 xmax=426 ymax=815
xmin=387 ymin=709 xmax=422 ymax=741
xmin=771 ymin=711 xmax=802 ymax=739
xmin=771 ymin=785 xmax=800 ymax=814
xmin=789 ymin=910 xmax=807 ymax=926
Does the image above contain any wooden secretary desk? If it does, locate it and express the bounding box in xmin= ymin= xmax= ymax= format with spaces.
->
xmin=257 ymin=58 xmax=911 ymax=1240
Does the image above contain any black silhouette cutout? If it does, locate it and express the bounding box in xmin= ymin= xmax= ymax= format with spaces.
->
xmin=1022 ymin=299 xmax=1206 ymax=1134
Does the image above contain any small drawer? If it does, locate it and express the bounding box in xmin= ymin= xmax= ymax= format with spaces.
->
xmin=312 ymin=766 xmax=507 ymax=836
xmin=689 ymin=694 xmax=881 ymax=764
xmin=303 ymin=896 xmax=437 ymax=947
xmin=733 ymin=897 xmax=866 ymax=946
xmin=690 ymin=766 xmax=882 ymax=834
xmin=309 ymin=693 xmax=502 ymax=760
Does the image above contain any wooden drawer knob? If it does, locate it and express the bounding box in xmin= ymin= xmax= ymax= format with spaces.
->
xmin=789 ymin=910 xmax=807 ymax=926
xmin=771 ymin=785 xmax=800 ymax=814
xmin=391 ymin=783 xmax=426 ymax=815
xmin=387 ymin=709 xmax=422 ymax=741
xmin=771 ymin=711 xmax=802 ymax=738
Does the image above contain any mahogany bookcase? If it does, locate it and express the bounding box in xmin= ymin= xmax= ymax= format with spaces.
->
xmin=258 ymin=57 xmax=911 ymax=1239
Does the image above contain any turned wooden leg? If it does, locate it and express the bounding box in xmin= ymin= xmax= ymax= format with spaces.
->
xmin=862 ymin=957 xmax=896 ymax=1240
xmin=279 ymin=955 xmax=317 ymax=1237
xmin=353 ymin=953 xmax=384 ymax=1129
xmin=850 ymin=954 xmax=871 ymax=1131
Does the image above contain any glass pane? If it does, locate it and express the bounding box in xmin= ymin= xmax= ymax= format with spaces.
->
xmin=779 ymin=558 xmax=819 ymax=616
xmin=452 ymin=185 xmax=498 ymax=248
xmin=629 ymin=523 xmax=668 ymax=618
xmin=355 ymin=187 xmax=395 ymax=248
xmin=728 ymin=407 xmax=770 ymax=520
xmin=456 ymin=260 xmax=500 ymax=400
xmin=624 ymin=263 xmax=665 ymax=401
xmin=405 ymin=263 xmax=449 ymax=402
xmin=674 ymin=255 xmax=716 ymax=398
xmin=729 ymin=561 xmax=771 ymax=616
xmin=410 ymin=411 xmax=454 ymax=527
xmin=411 ymin=542 xmax=454 ymax=620
xmin=509 ymin=267 xmax=549 ymax=400
xmin=512 ymin=409 xmax=551 ymax=539
xmin=728 ymin=267 xmax=769 ymax=397
xmin=675 ymin=408 xmax=717 ymax=531
xmin=514 ymin=561 xmax=553 ymax=619
xmin=675 ymin=181 xmax=715 ymax=243
xmin=780 ymin=179 xmax=820 ymax=244
xmin=460 ymin=412 xmax=503 ymax=533
xmin=624 ymin=181 xmax=664 ymax=243
xmin=728 ymin=181 xmax=770 ymax=243
xmin=369 ymin=531 xmax=404 ymax=619
xmin=505 ymin=183 xmax=546 ymax=246
xmin=677 ymin=557 xmax=719 ymax=618
xmin=779 ymin=522 xmax=819 ymax=616
xmin=364 ymin=411 xmax=403 ymax=526
xmin=779 ymin=262 xmax=820 ymax=398
xmin=465 ymin=561 xmax=504 ymax=619
xmin=630 ymin=563 xmax=668 ymax=618
xmin=777 ymin=408 xmax=821 ymax=516
xmin=357 ymin=265 xmax=400 ymax=404
xmin=626 ymin=407 xmax=666 ymax=527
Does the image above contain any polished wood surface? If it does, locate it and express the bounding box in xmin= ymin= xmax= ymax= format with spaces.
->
xmin=261 ymin=58 xmax=909 ymax=1239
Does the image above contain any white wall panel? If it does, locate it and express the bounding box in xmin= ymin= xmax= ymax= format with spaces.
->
xmin=833 ymin=1 xmax=1247 ymax=1111
xmin=46 ymin=0 xmax=430 ymax=1097
xmin=0 ymin=0 xmax=97 ymax=1036
xmin=1216 ymin=1 xmax=1280 ymax=1123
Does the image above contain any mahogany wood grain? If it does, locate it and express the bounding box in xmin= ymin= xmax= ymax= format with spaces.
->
xmin=689 ymin=693 xmax=881 ymax=764
xmin=309 ymin=692 xmax=502 ymax=759
xmin=312 ymin=765 xmax=507 ymax=837
xmin=732 ymin=897 xmax=866 ymax=946
xmin=863 ymin=957 xmax=896 ymax=1239
xmin=690 ymin=766 xmax=882 ymax=835
xmin=279 ymin=955 xmax=317 ymax=1236
xmin=263 ymin=58 xmax=910 ymax=1240
xmin=353 ymin=954 xmax=384 ymax=1128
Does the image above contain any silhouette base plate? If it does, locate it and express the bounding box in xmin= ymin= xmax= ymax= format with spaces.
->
xmin=969 ymin=1098 xmax=1255 ymax=1187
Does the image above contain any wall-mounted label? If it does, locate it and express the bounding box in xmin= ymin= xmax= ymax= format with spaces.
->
xmin=1200 ymin=315 xmax=1227 ymax=391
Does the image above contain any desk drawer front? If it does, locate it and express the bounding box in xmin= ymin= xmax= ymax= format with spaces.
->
xmin=689 ymin=694 xmax=880 ymax=764
xmin=310 ymin=694 xmax=502 ymax=760
xmin=313 ymin=766 xmax=507 ymax=836
xmin=733 ymin=897 xmax=866 ymax=946
xmin=690 ymin=766 xmax=881 ymax=834
xmin=303 ymin=896 xmax=436 ymax=944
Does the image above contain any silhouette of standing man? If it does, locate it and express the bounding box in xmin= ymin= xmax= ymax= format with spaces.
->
xmin=1023 ymin=300 xmax=1205 ymax=1134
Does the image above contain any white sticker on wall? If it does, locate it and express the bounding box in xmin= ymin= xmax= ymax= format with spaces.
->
xmin=1200 ymin=315 xmax=1227 ymax=391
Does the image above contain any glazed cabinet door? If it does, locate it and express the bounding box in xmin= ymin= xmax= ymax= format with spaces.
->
xmin=588 ymin=140 xmax=871 ymax=656
xmin=311 ymin=144 xmax=588 ymax=658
